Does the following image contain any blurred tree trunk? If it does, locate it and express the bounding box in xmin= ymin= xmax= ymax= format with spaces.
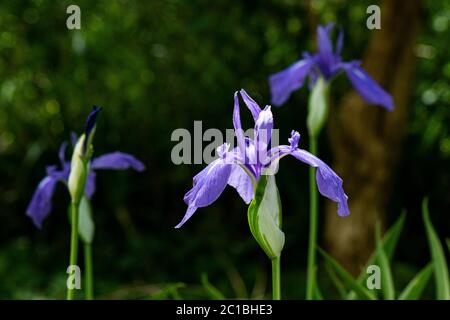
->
xmin=324 ymin=0 xmax=421 ymax=275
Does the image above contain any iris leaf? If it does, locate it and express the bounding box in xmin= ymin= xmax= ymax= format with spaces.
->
xmin=422 ymin=198 xmax=450 ymax=300
xmin=398 ymin=263 xmax=433 ymax=300
xmin=318 ymin=247 xmax=376 ymax=300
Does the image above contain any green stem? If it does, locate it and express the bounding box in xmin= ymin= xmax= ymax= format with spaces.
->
xmin=306 ymin=135 xmax=318 ymax=300
xmin=67 ymin=202 xmax=79 ymax=300
xmin=271 ymin=257 xmax=281 ymax=300
xmin=84 ymin=242 xmax=94 ymax=300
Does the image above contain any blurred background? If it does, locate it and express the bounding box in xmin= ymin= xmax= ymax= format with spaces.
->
xmin=0 ymin=0 xmax=449 ymax=299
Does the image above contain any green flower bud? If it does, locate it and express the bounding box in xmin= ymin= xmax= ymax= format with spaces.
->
xmin=307 ymin=77 xmax=329 ymax=138
xmin=68 ymin=134 xmax=89 ymax=205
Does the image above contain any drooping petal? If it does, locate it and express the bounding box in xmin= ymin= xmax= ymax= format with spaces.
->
xmin=228 ymin=165 xmax=254 ymax=204
xmin=290 ymin=148 xmax=349 ymax=216
xmin=269 ymin=132 xmax=349 ymax=217
xmin=26 ymin=176 xmax=59 ymax=229
xmin=84 ymin=170 xmax=96 ymax=199
xmin=176 ymin=158 xmax=233 ymax=228
xmin=342 ymin=62 xmax=394 ymax=111
xmin=268 ymin=58 xmax=314 ymax=106
xmin=91 ymin=152 xmax=145 ymax=171
xmin=239 ymin=89 xmax=261 ymax=120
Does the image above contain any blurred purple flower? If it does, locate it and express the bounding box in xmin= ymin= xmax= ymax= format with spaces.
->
xmin=269 ymin=23 xmax=394 ymax=110
xmin=176 ymin=89 xmax=349 ymax=228
xmin=26 ymin=134 xmax=145 ymax=228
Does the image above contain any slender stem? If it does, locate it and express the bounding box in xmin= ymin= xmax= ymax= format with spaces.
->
xmin=306 ymin=135 xmax=318 ymax=300
xmin=271 ymin=257 xmax=281 ymax=300
xmin=67 ymin=202 xmax=79 ymax=300
xmin=84 ymin=242 xmax=94 ymax=300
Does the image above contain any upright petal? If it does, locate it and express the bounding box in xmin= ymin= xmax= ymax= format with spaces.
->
xmin=176 ymin=158 xmax=233 ymax=228
xmin=268 ymin=58 xmax=314 ymax=106
xmin=84 ymin=106 xmax=102 ymax=140
xmin=228 ymin=165 xmax=254 ymax=204
xmin=91 ymin=152 xmax=145 ymax=171
xmin=316 ymin=24 xmax=335 ymax=77
xmin=26 ymin=176 xmax=59 ymax=228
xmin=342 ymin=63 xmax=394 ymax=111
xmin=233 ymin=91 xmax=246 ymax=155
xmin=83 ymin=106 xmax=102 ymax=152
xmin=254 ymin=106 xmax=273 ymax=167
xmin=239 ymin=89 xmax=261 ymax=121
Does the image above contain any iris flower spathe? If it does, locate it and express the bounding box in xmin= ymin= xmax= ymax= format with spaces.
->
xmin=269 ymin=23 xmax=393 ymax=110
xmin=176 ymin=89 xmax=349 ymax=228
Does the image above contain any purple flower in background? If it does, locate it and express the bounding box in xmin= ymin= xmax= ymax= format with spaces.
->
xmin=26 ymin=128 xmax=145 ymax=229
xmin=176 ymin=89 xmax=349 ymax=228
xmin=269 ymin=23 xmax=393 ymax=110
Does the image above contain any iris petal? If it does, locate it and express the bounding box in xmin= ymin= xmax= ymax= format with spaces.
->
xmin=342 ymin=63 xmax=394 ymax=111
xmin=91 ymin=152 xmax=145 ymax=171
xmin=26 ymin=176 xmax=59 ymax=228
xmin=268 ymin=58 xmax=314 ymax=106
xmin=177 ymin=159 xmax=233 ymax=228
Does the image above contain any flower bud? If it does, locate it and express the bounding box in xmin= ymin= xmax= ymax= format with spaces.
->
xmin=307 ymin=77 xmax=329 ymax=138
xmin=68 ymin=134 xmax=89 ymax=205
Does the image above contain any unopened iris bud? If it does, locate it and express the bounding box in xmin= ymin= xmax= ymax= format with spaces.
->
xmin=68 ymin=134 xmax=89 ymax=205
xmin=307 ymin=77 xmax=329 ymax=138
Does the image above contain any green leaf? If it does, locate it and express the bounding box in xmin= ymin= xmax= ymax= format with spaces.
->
xmin=314 ymin=283 xmax=323 ymax=300
xmin=422 ymin=198 xmax=450 ymax=300
xmin=201 ymin=273 xmax=226 ymax=300
xmin=318 ymin=248 xmax=376 ymax=300
xmin=151 ymin=283 xmax=185 ymax=300
xmin=446 ymin=239 xmax=450 ymax=255
xmin=398 ymin=263 xmax=433 ymax=300
xmin=247 ymin=174 xmax=284 ymax=259
xmin=375 ymin=224 xmax=395 ymax=300
xmin=78 ymin=196 xmax=95 ymax=244
xmin=348 ymin=212 xmax=406 ymax=299
xmin=307 ymin=77 xmax=329 ymax=137
xmin=324 ymin=262 xmax=348 ymax=299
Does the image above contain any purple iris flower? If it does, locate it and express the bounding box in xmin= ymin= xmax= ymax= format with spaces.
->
xmin=26 ymin=125 xmax=145 ymax=229
xmin=268 ymin=23 xmax=393 ymax=110
xmin=176 ymin=89 xmax=349 ymax=228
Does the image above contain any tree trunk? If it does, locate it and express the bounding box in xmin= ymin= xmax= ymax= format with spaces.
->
xmin=324 ymin=0 xmax=421 ymax=275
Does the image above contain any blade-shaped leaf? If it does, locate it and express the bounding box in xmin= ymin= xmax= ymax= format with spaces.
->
xmin=318 ymin=248 xmax=376 ymax=300
xmin=324 ymin=261 xmax=348 ymax=299
xmin=348 ymin=212 xmax=406 ymax=299
xmin=398 ymin=263 xmax=433 ymax=300
xmin=201 ymin=273 xmax=226 ymax=300
xmin=446 ymin=239 xmax=450 ymax=255
xmin=422 ymin=198 xmax=450 ymax=300
xmin=375 ymin=224 xmax=395 ymax=300
xmin=314 ymin=283 xmax=323 ymax=300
